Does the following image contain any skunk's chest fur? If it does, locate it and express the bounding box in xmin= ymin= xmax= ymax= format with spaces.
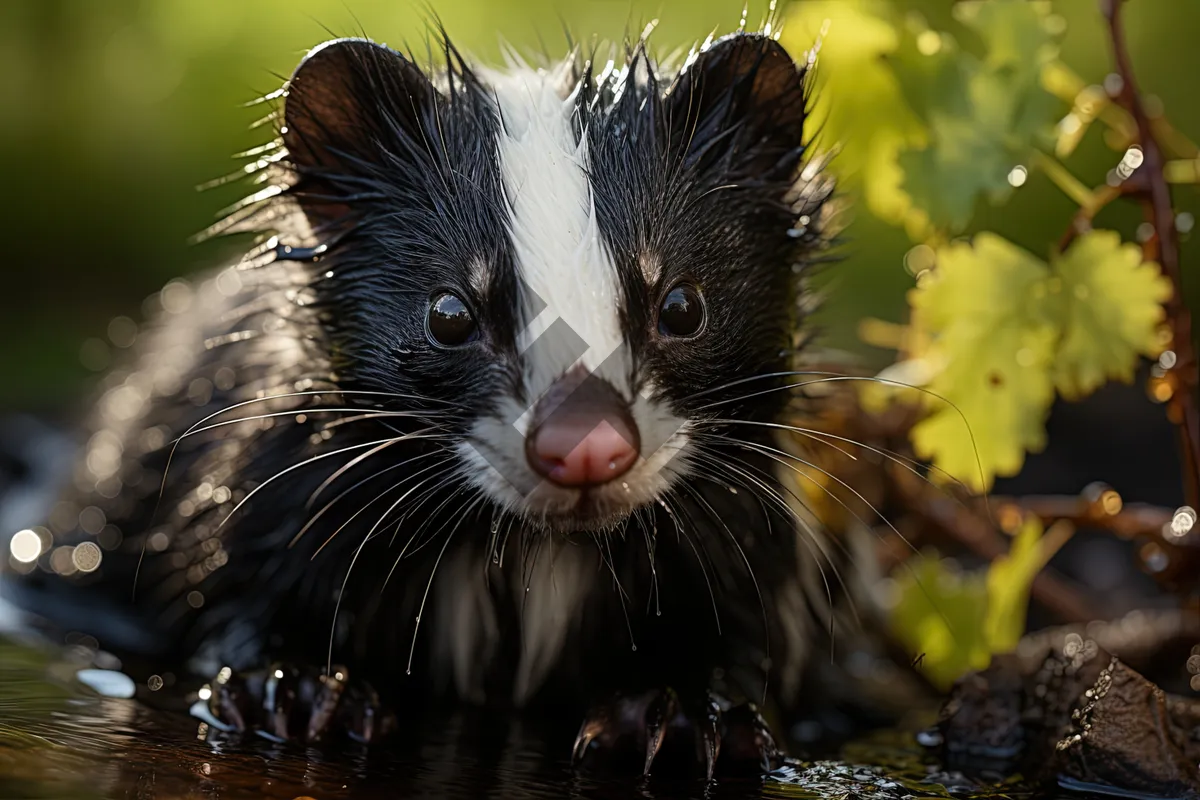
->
xmin=5 ymin=26 xmax=869 ymax=764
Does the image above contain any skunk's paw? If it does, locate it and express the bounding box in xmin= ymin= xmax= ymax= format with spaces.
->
xmin=203 ymin=663 xmax=395 ymax=744
xmin=571 ymin=687 xmax=782 ymax=780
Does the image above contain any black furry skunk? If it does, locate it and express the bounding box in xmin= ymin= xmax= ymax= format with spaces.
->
xmin=0 ymin=23 xmax=884 ymax=778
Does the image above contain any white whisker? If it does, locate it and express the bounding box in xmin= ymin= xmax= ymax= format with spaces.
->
xmin=311 ymin=459 xmax=456 ymax=558
xmin=291 ymin=449 xmax=445 ymax=549
xmin=216 ymin=435 xmax=418 ymax=532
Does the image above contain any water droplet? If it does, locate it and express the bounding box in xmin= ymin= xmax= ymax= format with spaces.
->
xmin=1141 ymin=541 xmax=1170 ymax=572
xmin=9 ymin=529 xmax=43 ymax=564
xmin=631 ymin=644 xmax=637 ymax=652
xmin=608 ymin=461 xmax=617 ymax=470
xmin=107 ymin=316 xmax=138 ymax=349
xmin=274 ymin=243 xmax=327 ymax=263
xmin=915 ymin=729 xmax=943 ymax=748
xmin=77 ymin=669 xmax=136 ymax=699
xmin=72 ymin=541 xmax=103 ymax=573
xmin=916 ymin=30 xmax=941 ymax=55
xmin=1119 ymin=145 xmax=1144 ymax=177
xmin=1169 ymin=506 xmax=1196 ymax=538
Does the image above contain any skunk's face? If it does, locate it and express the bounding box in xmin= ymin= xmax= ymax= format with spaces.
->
xmin=282 ymin=34 xmax=825 ymax=532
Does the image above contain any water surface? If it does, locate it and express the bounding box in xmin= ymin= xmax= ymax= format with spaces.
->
xmin=0 ymin=636 xmax=1063 ymax=800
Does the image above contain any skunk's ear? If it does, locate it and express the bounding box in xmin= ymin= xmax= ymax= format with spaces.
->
xmin=282 ymin=38 xmax=438 ymax=226
xmin=664 ymin=33 xmax=809 ymax=183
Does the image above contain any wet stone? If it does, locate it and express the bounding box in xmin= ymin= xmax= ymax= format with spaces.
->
xmin=930 ymin=640 xmax=1200 ymax=800
xmin=1056 ymin=659 xmax=1200 ymax=799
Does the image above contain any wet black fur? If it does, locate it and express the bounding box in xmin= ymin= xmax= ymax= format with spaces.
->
xmin=4 ymin=27 xmax=843 ymax=730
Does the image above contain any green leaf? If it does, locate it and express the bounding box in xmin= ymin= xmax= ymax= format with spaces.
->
xmin=888 ymin=553 xmax=992 ymax=689
xmin=908 ymin=234 xmax=1058 ymax=491
xmin=984 ymin=515 xmax=1070 ymax=652
xmin=779 ymin=1 xmax=926 ymax=225
xmin=957 ymin=0 xmax=1058 ymax=76
xmin=897 ymin=110 xmax=1014 ymax=233
xmin=1051 ymin=231 xmax=1172 ymax=399
xmin=953 ymin=0 xmax=1064 ymax=146
xmin=889 ymin=515 xmax=1071 ymax=689
xmin=898 ymin=230 xmax=1170 ymax=491
xmin=780 ymin=0 xmax=1064 ymax=239
xmin=886 ymin=0 xmax=1064 ymax=236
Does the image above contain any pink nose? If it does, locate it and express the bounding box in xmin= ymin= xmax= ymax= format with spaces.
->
xmin=525 ymin=369 xmax=640 ymax=488
xmin=528 ymin=418 xmax=639 ymax=486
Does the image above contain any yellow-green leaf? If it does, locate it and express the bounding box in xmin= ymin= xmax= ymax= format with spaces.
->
xmin=889 ymin=517 xmax=1071 ymax=689
xmin=1050 ymin=231 xmax=1172 ymax=399
xmin=886 ymin=0 xmax=1063 ymax=236
xmin=897 ymin=109 xmax=1014 ymax=233
xmin=908 ymin=234 xmax=1058 ymax=490
xmin=778 ymin=0 xmax=926 ymax=225
xmin=984 ymin=516 xmax=1071 ymax=653
xmin=888 ymin=553 xmax=992 ymax=689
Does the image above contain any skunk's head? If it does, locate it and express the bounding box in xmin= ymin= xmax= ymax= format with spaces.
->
xmin=278 ymin=31 xmax=829 ymax=533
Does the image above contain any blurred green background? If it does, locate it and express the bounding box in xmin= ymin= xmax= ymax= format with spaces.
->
xmin=0 ymin=0 xmax=1195 ymax=412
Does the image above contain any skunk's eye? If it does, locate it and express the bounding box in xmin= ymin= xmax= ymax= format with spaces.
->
xmin=658 ymin=284 xmax=705 ymax=338
xmin=427 ymin=293 xmax=477 ymax=346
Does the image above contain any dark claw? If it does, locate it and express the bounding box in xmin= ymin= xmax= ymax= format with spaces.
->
xmin=209 ymin=666 xmax=249 ymax=733
xmin=572 ymin=698 xmax=616 ymax=764
xmin=260 ymin=663 xmax=296 ymax=739
xmin=641 ymin=688 xmax=677 ymax=775
xmin=696 ymin=694 xmax=722 ymax=782
xmin=572 ymin=721 xmax=598 ymax=765
xmin=305 ymin=667 xmax=346 ymax=741
xmin=571 ymin=688 xmax=781 ymax=778
xmin=338 ymin=679 xmax=394 ymax=743
xmin=719 ymin=702 xmax=781 ymax=774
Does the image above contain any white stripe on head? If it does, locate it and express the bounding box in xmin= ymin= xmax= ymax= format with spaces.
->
xmin=486 ymin=63 xmax=628 ymax=398
xmin=456 ymin=58 xmax=695 ymax=527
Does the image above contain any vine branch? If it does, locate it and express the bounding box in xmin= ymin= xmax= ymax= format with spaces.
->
xmin=1102 ymin=0 xmax=1200 ymax=511
xmin=886 ymin=465 xmax=1096 ymax=624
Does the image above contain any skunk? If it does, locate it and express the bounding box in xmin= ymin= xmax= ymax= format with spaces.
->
xmin=3 ymin=24 xmax=860 ymax=778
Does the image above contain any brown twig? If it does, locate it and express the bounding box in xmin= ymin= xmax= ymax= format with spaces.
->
xmin=1102 ymin=0 xmax=1200 ymax=511
xmin=992 ymin=493 xmax=1172 ymax=541
xmin=1056 ymin=176 xmax=1148 ymax=253
xmin=888 ymin=466 xmax=1095 ymax=624
xmin=993 ymin=492 xmax=1200 ymax=590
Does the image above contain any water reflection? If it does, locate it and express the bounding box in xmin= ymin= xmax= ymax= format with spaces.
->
xmin=0 ymin=637 xmax=1067 ymax=800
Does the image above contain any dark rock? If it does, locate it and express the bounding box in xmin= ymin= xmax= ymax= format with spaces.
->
xmin=930 ymin=638 xmax=1200 ymax=799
